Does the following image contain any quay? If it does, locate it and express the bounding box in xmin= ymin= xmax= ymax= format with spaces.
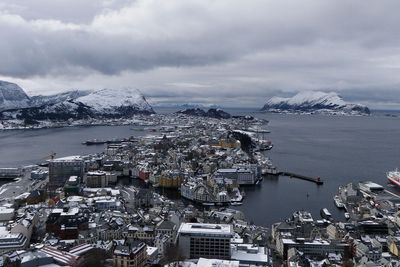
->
xmin=278 ymin=171 xmax=324 ymax=185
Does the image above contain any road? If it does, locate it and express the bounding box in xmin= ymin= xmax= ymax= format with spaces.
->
xmin=0 ymin=170 xmax=48 ymax=205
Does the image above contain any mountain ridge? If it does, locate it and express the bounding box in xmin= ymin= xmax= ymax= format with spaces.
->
xmin=0 ymin=81 xmax=155 ymax=125
xmin=261 ymin=91 xmax=370 ymax=115
xmin=0 ymin=81 xmax=31 ymax=111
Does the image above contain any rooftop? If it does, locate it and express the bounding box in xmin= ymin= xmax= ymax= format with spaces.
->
xmin=51 ymin=156 xmax=83 ymax=162
xmin=178 ymin=223 xmax=233 ymax=236
xmin=197 ymin=258 xmax=239 ymax=267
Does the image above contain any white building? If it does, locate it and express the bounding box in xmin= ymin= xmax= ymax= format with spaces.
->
xmin=178 ymin=223 xmax=234 ymax=260
xmin=216 ymin=168 xmax=256 ymax=185
xmin=0 ymin=207 xmax=14 ymax=222
xmin=197 ymin=258 xmax=239 ymax=267
xmin=230 ymin=244 xmax=270 ymax=266
xmin=49 ymin=156 xmax=84 ymax=191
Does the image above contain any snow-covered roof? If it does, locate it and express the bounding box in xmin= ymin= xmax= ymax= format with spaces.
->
xmin=178 ymin=223 xmax=233 ymax=236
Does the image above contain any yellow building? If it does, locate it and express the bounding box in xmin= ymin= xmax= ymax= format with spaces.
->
xmin=389 ymin=240 xmax=400 ymax=257
xmin=218 ymin=138 xmax=241 ymax=149
xmin=158 ymin=171 xmax=183 ymax=188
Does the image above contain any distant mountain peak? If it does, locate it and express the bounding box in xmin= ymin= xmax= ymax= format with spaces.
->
xmin=75 ymin=88 xmax=154 ymax=114
xmin=0 ymin=80 xmax=30 ymax=111
xmin=176 ymin=108 xmax=231 ymax=119
xmin=261 ymin=91 xmax=370 ymax=115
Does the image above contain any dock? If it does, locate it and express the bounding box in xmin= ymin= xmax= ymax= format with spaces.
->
xmin=278 ymin=171 xmax=324 ymax=185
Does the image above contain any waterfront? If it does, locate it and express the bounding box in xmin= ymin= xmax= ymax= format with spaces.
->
xmin=0 ymin=110 xmax=400 ymax=226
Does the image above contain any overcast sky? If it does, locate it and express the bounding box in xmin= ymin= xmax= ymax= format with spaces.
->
xmin=0 ymin=0 xmax=400 ymax=109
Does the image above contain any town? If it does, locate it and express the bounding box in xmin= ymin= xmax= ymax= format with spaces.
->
xmin=0 ymin=111 xmax=399 ymax=267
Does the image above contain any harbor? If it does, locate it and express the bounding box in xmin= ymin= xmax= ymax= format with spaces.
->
xmin=0 ymin=109 xmax=399 ymax=266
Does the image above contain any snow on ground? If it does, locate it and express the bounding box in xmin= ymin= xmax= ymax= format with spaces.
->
xmin=265 ymin=91 xmax=346 ymax=107
xmin=77 ymin=88 xmax=153 ymax=112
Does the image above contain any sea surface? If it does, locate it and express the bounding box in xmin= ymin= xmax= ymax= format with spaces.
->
xmin=0 ymin=108 xmax=399 ymax=226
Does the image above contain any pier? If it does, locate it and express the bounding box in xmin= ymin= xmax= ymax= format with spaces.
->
xmin=278 ymin=171 xmax=324 ymax=185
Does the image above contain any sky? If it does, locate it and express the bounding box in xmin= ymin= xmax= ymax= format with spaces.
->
xmin=0 ymin=0 xmax=400 ymax=109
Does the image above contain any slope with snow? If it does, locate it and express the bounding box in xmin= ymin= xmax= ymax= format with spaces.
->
xmin=75 ymin=88 xmax=154 ymax=114
xmin=29 ymin=90 xmax=90 ymax=107
xmin=261 ymin=91 xmax=370 ymax=115
xmin=0 ymin=82 xmax=155 ymax=126
xmin=0 ymin=81 xmax=30 ymax=111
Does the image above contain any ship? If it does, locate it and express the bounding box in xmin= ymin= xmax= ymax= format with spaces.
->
xmin=82 ymin=139 xmax=107 ymax=145
xmin=320 ymin=208 xmax=332 ymax=220
xmin=387 ymin=169 xmax=400 ymax=187
xmin=333 ymin=195 xmax=345 ymax=209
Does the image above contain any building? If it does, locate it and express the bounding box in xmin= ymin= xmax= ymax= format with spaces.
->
xmin=40 ymin=246 xmax=79 ymax=266
xmin=46 ymin=206 xmax=89 ymax=239
xmin=134 ymin=189 xmax=154 ymax=208
xmin=49 ymin=156 xmax=84 ymax=191
xmin=158 ymin=170 xmax=184 ymax=188
xmin=0 ymin=206 xmax=15 ymax=222
xmin=216 ymin=168 xmax=256 ymax=185
xmin=177 ymin=223 xmax=234 ymax=259
xmin=210 ymin=138 xmax=241 ymax=149
xmin=64 ymin=176 xmax=80 ymax=196
xmin=197 ymin=258 xmax=240 ymax=267
xmin=94 ymin=196 xmax=121 ymax=211
xmin=230 ymin=244 xmax=270 ymax=266
xmin=113 ymin=241 xmax=147 ymax=267
xmin=276 ymin=238 xmax=350 ymax=259
xmin=30 ymin=168 xmax=48 ymax=180
xmin=85 ymin=171 xmax=117 ymax=188
xmin=0 ymin=232 xmax=28 ymax=254
xmin=0 ymin=168 xmax=22 ymax=178
xmin=155 ymin=220 xmax=177 ymax=243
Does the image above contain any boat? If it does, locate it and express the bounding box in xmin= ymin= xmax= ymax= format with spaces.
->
xmin=334 ymin=195 xmax=345 ymax=209
xmin=344 ymin=212 xmax=350 ymax=220
xmin=258 ymin=140 xmax=273 ymax=151
xmin=82 ymin=139 xmax=107 ymax=145
xmin=230 ymin=202 xmax=242 ymax=206
xmin=387 ymin=169 xmax=400 ymax=187
xmin=320 ymin=208 xmax=332 ymax=220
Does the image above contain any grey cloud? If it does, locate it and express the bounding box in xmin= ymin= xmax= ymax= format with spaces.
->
xmin=1 ymin=0 xmax=400 ymax=108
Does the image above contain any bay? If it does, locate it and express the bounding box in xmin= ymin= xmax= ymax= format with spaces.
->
xmin=0 ymin=109 xmax=399 ymax=226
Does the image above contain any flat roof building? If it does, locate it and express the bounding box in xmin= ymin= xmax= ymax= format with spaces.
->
xmin=49 ymin=156 xmax=84 ymax=192
xmin=178 ymin=223 xmax=234 ymax=260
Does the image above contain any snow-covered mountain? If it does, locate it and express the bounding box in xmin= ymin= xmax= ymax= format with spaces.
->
xmin=152 ymin=102 xmax=220 ymax=109
xmin=75 ymin=88 xmax=154 ymax=114
xmin=0 ymin=81 xmax=30 ymax=111
xmin=29 ymin=90 xmax=91 ymax=107
xmin=0 ymin=81 xmax=155 ymax=125
xmin=261 ymin=91 xmax=370 ymax=115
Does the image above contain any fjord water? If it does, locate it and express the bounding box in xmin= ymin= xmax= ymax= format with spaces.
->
xmin=236 ymin=112 xmax=400 ymax=226
xmin=0 ymin=109 xmax=399 ymax=226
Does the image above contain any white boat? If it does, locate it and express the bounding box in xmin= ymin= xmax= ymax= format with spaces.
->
xmin=387 ymin=169 xmax=400 ymax=187
xmin=320 ymin=208 xmax=332 ymax=220
xmin=230 ymin=202 xmax=243 ymax=206
xmin=334 ymin=195 xmax=345 ymax=209
xmin=344 ymin=212 xmax=350 ymax=220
